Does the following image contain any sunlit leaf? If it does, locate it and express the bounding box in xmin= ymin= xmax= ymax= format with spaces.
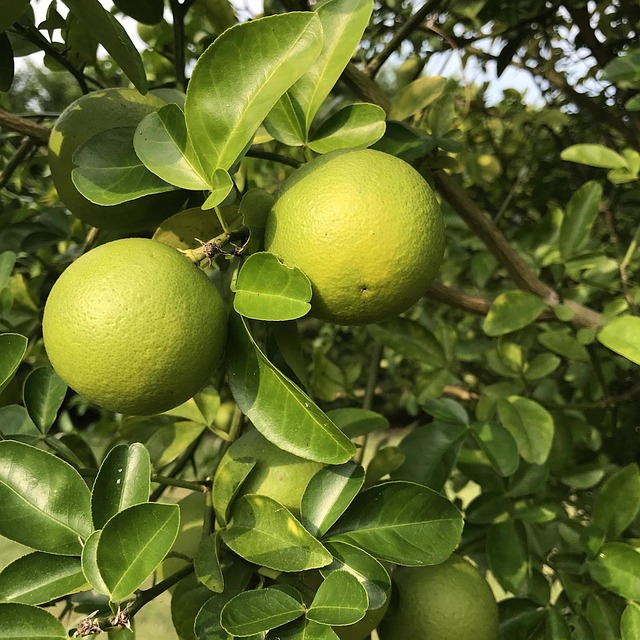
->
xmin=559 ymin=181 xmax=603 ymax=260
xmin=598 ymin=315 xmax=640 ymax=365
xmin=0 ymin=333 xmax=28 ymax=393
xmin=307 ymin=571 xmax=368 ymax=626
xmin=390 ymin=76 xmax=447 ymax=121
xmin=483 ymin=291 xmax=545 ymax=336
xmin=560 ymin=144 xmax=627 ymax=169
xmin=588 ymin=542 xmax=640 ymax=601
xmin=0 ymin=603 xmax=66 ymax=639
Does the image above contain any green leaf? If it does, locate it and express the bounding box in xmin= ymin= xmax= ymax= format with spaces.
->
xmin=0 ymin=552 xmax=87 ymax=605
xmin=0 ymin=0 xmax=30 ymax=33
xmin=194 ymin=532 xmax=224 ymax=593
xmin=389 ymin=76 xmax=447 ymax=121
xmin=97 ymin=502 xmax=180 ymax=602
xmin=91 ymin=443 xmax=151 ymax=530
xmin=272 ymin=321 xmax=311 ymax=391
xmin=61 ymin=0 xmax=147 ymax=92
xmin=279 ymin=0 xmax=374 ymax=138
xmin=226 ymin=314 xmax=355 ymax=464
xmin=195 ymin=591 xmax=238 ymax=640
xmin=134 ymin=104 xmax=209 ymax=190
xmin=240 ymin=188 xmax=275 ymax=253
xmin=497 ymin=396 xmax=554 ymax=465
xmin=0 ymin=333 xmax=28 ymax=393
xmin=0 ymin=440 xmax=91 ymax=555
xmin=545 ymin=607 xmax=572 ymax=640
xmin=321 ymin=541 xmax=390 ymax=610
xmin=0 ymin=405 xmax=38 ymax=437
xmin=325 ymin=408 xmax=389 ymax=438
xmin=622 ymin=603 xmax=640 ymax=640
xmin=486 ymin=520 xmax=530 ymax=596
xmin=625 ymin=95 xmax=640 ymax=111
xmin=539 ymin=329 xmax=590 ymax=362
xmin=327 ymin=481 xmax=463 ymax=566
xmin=560 ymin=144 xmax=628 ymax=169
xmin=164 ymin=386 xmax=221 ymax=428
xmin=212 ymin=454 xmax=257 ymax=528
xmin=482 ymin=291 xmax=545 ymax=336
xmin=524 ymin=353 xmax=561 ymax=381
xmin=598 ymin=315 xmax=640 ymax=365
xmin=300 ymin=461 xmax=365 ymax=537
xmin=0 ymin=251 xmax=16 ymax=290
xmin=72 ymin=127 xmax=175 ymax=206
xmin=308 ymin=103 xmax=386 ymax=154
xmin=602 ymin=48 xmax=640 ymax=86
xmin=588 ymin=542 xmax=640 ymax=601
xmin=185 ymin=12 xmax=323 ymax=175
xmin=112 ymin=0 xmax=164 ymax=24
xmin=221 ymin=588 xmax=305 ymax=636
xmin=234 ymin=252 xmax=312 ymax=321
xmin=172 ymin=574 xmax=220 ymax=640
xmin=264 ymin=93 xmax=306 ymax=146
xmin=391 ymin=421 xmax=467 ymax=491
xmin=586 ymin=593 xmax=622 ymax=640
xmin=557 ymin=521 xmax=604 ymax=558
xmin=559 ymin=181 xmax=603 ymax=260
xmin=81 ymin=530 xmax=109 ymax=595
xmin=593 ymin=464 xmax=640 ymax=540
xmin=22 ymin=367 xmax=67 ymax=435
xmin=153 ymin=206 xmax=225 ymax=251
xmin=0 ymin=603 xmax=66 ymax=639
xmin=221 ymin=494 xmax=332 ymax=572
xmin=275 ymin=619 xmax=340 ymax=640
xmin=367 ymin=318 xmax=447 ymax=367
xmin=202 ymin=169 xmax=234 ymax=210
xmin=365 ymin=447 xmax=405 ymax=486
xmin=471 ymin=422 xmax=520 ymax=477
xmin=307 ymin=571 xmax=368 ymax=626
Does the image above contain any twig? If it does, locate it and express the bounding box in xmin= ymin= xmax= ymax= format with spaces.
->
xmin=246 ymin=148 xmax=302 ymax=168
xmin=367 ymin=0 xmax=441 ymax=77
xmin=0 ymin=138 xmax=36 ymax=190
xmin=354 ymin=343 xmax=383 ymax=464
xmin=0 ymin=109 xmax=51 ymax=144
xmin=150 ymin=434 xmax=205 ymax=501
xmin=169 ymin=0 xmax=188 ymax=91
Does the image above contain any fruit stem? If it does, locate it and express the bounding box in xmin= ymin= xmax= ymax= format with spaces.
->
xmin=181 ymin=228 xmax=249 ymax=264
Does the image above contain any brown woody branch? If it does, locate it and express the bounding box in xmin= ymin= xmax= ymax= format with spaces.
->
xmin=0 ymin=110 xmax=51 ymax=144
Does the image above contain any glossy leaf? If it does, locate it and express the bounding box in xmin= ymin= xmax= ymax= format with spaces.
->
xmin=321 ymin=541 xmax=390 ymax=610
xmin=0 ymin=603 xmax=66 ymax=639
xmin=22 ymin=367 xmax=66 ymax=435
xmin=81 ymin=530 xmax=109 ymax=595
xmin=539 ymin=329 xmax=590 ymax=362
xmin=593 ymin=464 xmax=640 ymax=539
xmin=275 ymin=0 xmax=373 ymax=140
xmin=134 ymin=104 xmax=209 ymax=190
xmin=275 ymin=618 xmax=339 ymax=640
xmin=325 ymin=408 xmax=389 ymax=438
xmin=497 ymin=396 xmax=554 ymax=465
xmin=560 ymin=144 xmax=627 ymax=169
xmin=226 ymin=314 xmax=355 ymax=464
xmin=195 ymin=591 xmax=238 ymax=640
xmin=221 ymin=588 xmax=305 ymax=636
xmin=586 ymin=593 xmax=621 ymax=640
xmin=97 ymin=502 xmax=180 ymax=602
xmin=0 ymin=405 xmax=38 ymax=437
xmin=524 ymin=353 xmax=561 ymax=380
xmin=598 ymin=315 xmax=640 ymax=365
xmin=91 ymin=443 xmax=151 ymax=530
xmin=308 ymin=103 xmax=386 ymax=154
xmin=365 ymin=447 xmax=405 ymax=486
xmin=0 ymin=552 xmax=86 ymax=605
xmin=61 ymin=0 xmax=147 ymax=92
xmin=0 ymin=0 xmax=30 ymax=33
xmin=483 ymin=291 xmax=545 ymax=336
xmin=194 ymin=532 xmax=224 ymax=593
xmin=153 ymin=206 xmax=225 ymax=251
xmin=240 ymin=188 xmax=275 ymax=253
xmin=487 ymin=520 xmax=530 ymax=596
xmin=0 ymin=333 xmax=28 ymax=392
xmin=367 ymin=317 xmax=447 ymax=367
xmin=391 ymin=421 xmax=467 ymax=491
xmin=390 ymin=75 xmax=447 ymax=121
xmin=471 ymin=422 xmax=520 ymax=477
xmin=559 ymin=181 xmax=603 ymax=260
xmin=0 ymin=440 xmax=91 ymax=555
xmin=202 ymin=169 xmax=234 ymax=209
xmin=327 ymin=481 xmax=463 ymax=566
xmin=72 ymin=127 xmax=175 ymax=205
xmin=185 ymin=13 xmax=323 ymax=176
xmin=212 ymin=452 xmax=257 ymax=527
xmin=622 ymin=603 xmax=640 ymax=640
xmin=234 ymin=252 xmax=312 ymax=321
xmin=588 ymin=542 xmax=640 ymax=601
xmin=272 ymin=321 xmax=311 ymax=391
xmin=307 ymin=570 xmax=368 ymax=626
xmin=300 ymin=461 xmax=365 ymax=537
xmin=172 ymin=573 xmax=220 ymax=640
xmin=145 ymin=419 xmax=205 ymax=469
xmin=220 ymin=494 xmax=332 ymax=572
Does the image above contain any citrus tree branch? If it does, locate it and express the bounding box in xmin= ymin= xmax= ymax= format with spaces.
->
xmin=0 ymin=109 xmax=51 ymax=144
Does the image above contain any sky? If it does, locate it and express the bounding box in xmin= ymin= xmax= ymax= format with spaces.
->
xmin=22 ymin=0 xmax=545 ymax=107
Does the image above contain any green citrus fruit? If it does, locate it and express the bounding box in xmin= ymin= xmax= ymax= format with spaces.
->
xmin=378 ymin=555 xmax=499 ymax=640
xmin=264 ymin=149 xmax=444 ymax=325
xmin=48 ymin=88 xmax=185 ymax=231
xmin=42 ymin=238 xmax=227 ymax=415
xmin=214 ymin=429 xmax=323 ymax=516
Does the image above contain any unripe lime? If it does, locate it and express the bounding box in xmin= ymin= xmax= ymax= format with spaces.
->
xmin=214 ymin=429 xmax=323 ymax=516
xmin=42 ymin=238 xmax=227 ymax=415
xmin=379 ymin=555 xmax=499 ymax=640
xmin=48 ymin=88 xmax=185 ymax=231
xmin=264 ymin=149 xmax=444 ymax=325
